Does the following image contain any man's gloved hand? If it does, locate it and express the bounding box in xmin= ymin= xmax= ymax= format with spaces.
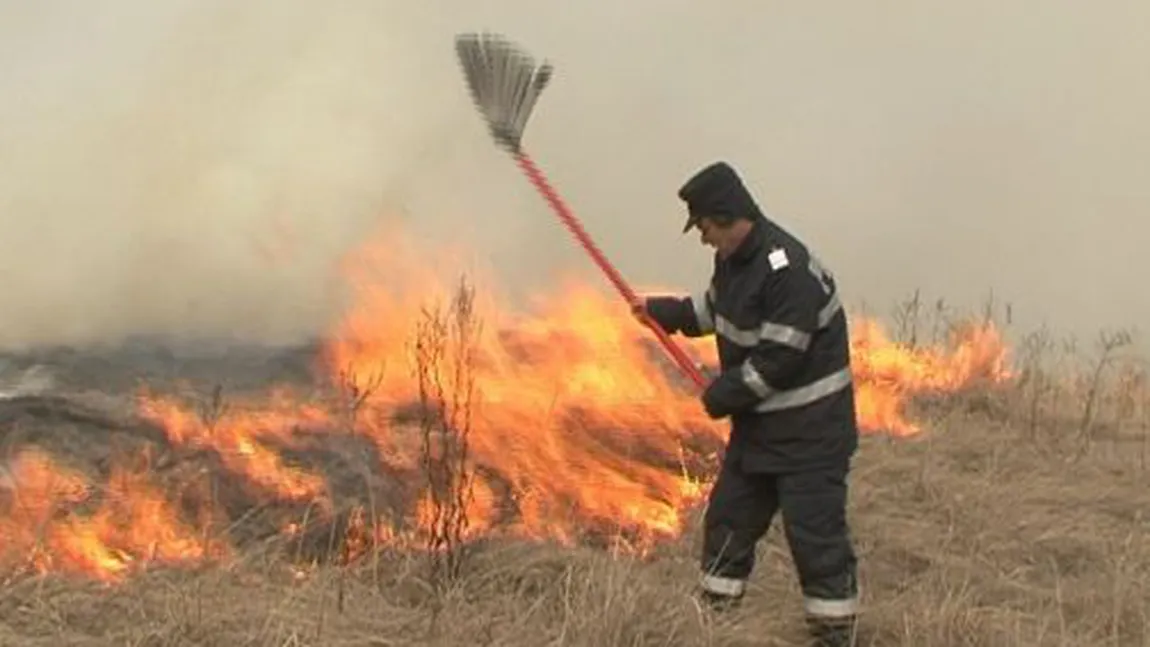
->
xmin=629 ymin=296 xmax=649 ymax=324
xmin=700 ymin=380 xmax=727 ymax=419
xmin=636 ymin=296 xmax=685 ymax=335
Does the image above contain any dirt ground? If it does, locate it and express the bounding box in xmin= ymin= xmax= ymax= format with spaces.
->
xmin=0 ymin=342 xmax=1148 ymax=646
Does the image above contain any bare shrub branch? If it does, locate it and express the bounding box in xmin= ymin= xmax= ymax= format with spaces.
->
xmin=336 ymin=362 xmax=385 ymax=435
xmin=1079 ymin=328 xmax=1135 ymax=446
xmin=410 ymin=276 xmax=481 ymax=588
xmin=1015 ymin=326 xmax=1056 ymax=439
xmin=195 ymin=383 xmax=229 ymax=431
xmin=891 ymin=289 xmax=922 ymax=348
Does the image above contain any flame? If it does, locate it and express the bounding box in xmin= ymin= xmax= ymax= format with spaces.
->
xmin=0 ymin=448 xmax=220 ymax=583
xmin=0 ymin=222 xmax=1012 ymax=582
xmin=136 ymin=390 xmax=332 ymax=508
xmin=849 ymin=317 xmax=1013 ymax=435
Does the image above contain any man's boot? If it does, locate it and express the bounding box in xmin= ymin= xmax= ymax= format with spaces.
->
xmin=806 ymin=615 xmax=857 ymax=647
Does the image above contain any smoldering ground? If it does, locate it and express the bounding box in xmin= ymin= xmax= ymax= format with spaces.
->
xmin=1 ymin=0 xmax=1148 ymax=352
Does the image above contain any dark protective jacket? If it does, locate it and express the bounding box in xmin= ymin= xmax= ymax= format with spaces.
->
xmin=647 ymin=163 xmax=859 ymax=473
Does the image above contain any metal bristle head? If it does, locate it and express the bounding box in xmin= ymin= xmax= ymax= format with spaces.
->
xmin=454 ymin=32 xmax=553 ymax=152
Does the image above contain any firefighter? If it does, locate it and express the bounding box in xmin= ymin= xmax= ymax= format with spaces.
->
xmin=632 ymin=161 xmax=860 ymax=647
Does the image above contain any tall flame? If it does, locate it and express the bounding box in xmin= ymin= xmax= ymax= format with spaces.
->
xmin=0 ymin=223 xmax=1012 ymax=582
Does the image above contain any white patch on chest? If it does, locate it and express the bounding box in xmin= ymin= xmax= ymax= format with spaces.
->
xmin=767 ymin=247 xmax=790 ymax=270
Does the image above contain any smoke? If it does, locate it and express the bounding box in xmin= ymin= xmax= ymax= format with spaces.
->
xmin=1 ymin=0 xmax=1147 ymax=351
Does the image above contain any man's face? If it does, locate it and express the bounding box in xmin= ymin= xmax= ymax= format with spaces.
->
xmin=696 ymin=216 xmax=749 ymax=258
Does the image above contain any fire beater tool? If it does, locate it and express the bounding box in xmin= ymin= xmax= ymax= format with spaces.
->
xmin=453 ymin=32 xmax=709 ymax=391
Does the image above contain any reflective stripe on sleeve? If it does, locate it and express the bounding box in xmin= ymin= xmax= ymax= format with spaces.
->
xmin=740 ymin=360 xmax=773 ymax=398
xmin=715 ymin=316 xmax=810 ymax=350
xmin=691 ymin=288 xmax=716 ymax=334
xmin=818 ymin=292 xmax=842 ymax=328
xmin=754 ymin=367 xmax=853 ymax=413
xmin=759 ymin=321 xmax=811 ymax=351
xmin=714 ymin=316 xmax=758 ymax=347
xmin=714 ymin=293 xmax=840 ymax=350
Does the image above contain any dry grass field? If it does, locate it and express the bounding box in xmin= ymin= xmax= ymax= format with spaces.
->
xmin=1 ymin=283 xmax=1147 ymax=647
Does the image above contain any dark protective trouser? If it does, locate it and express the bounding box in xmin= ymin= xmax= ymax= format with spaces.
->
xmin=699 ymin=453 xmax=859 ymax=627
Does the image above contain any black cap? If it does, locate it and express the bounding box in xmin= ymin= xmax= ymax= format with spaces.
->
xmin=677 ymin=161 xmax=761 ymax=233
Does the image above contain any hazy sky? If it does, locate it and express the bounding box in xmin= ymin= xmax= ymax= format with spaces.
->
xmin=1 ymin=0 xmax=1147 ymax=349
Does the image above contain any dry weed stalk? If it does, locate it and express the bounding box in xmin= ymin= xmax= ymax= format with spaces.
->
xmin=411 ymin=277 xmax=481 ymax=589
xmin=1141 ymin=370 xmax=1150 ymax=473
xmin=192 ymin=383 xmax=228 ymax=626
xmin=195 ymin=383 xmax=229 ymax=431
xmin=1079 ymin=328 xmax=1134 ymax=446
xmin=891 ymin=288 xmax=924 ymax=347
xmin=332 ymin=361 xmax=387 ymax=601
xmin=1015 ymin=326 xmax=1056 ymax=439
xmin=891 ymin=288 xmax=1011 ymax=352
xmin=336 ymin=362 xmax=385 ymax=436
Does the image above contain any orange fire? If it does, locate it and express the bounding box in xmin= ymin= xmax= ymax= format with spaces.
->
xmin=849 ymin=317 xmax=1013 ymax=435
xmin=137 ymin=390 xmax=333 ymax=508
xmin=0 ymin=448 xmax=222 ymax=583
xmin=0 ymin=223 xmax=1012 ymax=582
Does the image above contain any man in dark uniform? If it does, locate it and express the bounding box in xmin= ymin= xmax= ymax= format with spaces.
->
xmin=633 ymin=161 xmax=860 ymax=647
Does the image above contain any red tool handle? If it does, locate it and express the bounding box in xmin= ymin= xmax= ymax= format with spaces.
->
xmin=512 ymin=151 xmax=709 ymax=391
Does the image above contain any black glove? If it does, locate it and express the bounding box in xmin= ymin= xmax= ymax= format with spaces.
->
xmin=643 ymin=296 xmax=686 ymax=334
xmin=700 ymin=380 xmax=726 ymax=419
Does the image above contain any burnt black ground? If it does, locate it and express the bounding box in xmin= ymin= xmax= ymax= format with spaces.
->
xmin=0 ymin=336 xmax=324 ymax=395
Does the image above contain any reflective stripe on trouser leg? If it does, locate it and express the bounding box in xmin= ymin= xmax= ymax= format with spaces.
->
xmin=700 ymin=574 xmax=746 ymax=597
xmin=777 ymin=464 xmax=860 ymax=618
xmin=700 ymin=454 xmax=778 ymax=597
xmin=804 ymin=595 xmax=859 ymax=619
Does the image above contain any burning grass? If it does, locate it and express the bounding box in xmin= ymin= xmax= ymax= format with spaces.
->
xmin=1 ymin=225 xmax=1147 ymax=645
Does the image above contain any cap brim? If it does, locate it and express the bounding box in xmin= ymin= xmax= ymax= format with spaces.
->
xmin=681 ymin=214 xmax=700 ymax=234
